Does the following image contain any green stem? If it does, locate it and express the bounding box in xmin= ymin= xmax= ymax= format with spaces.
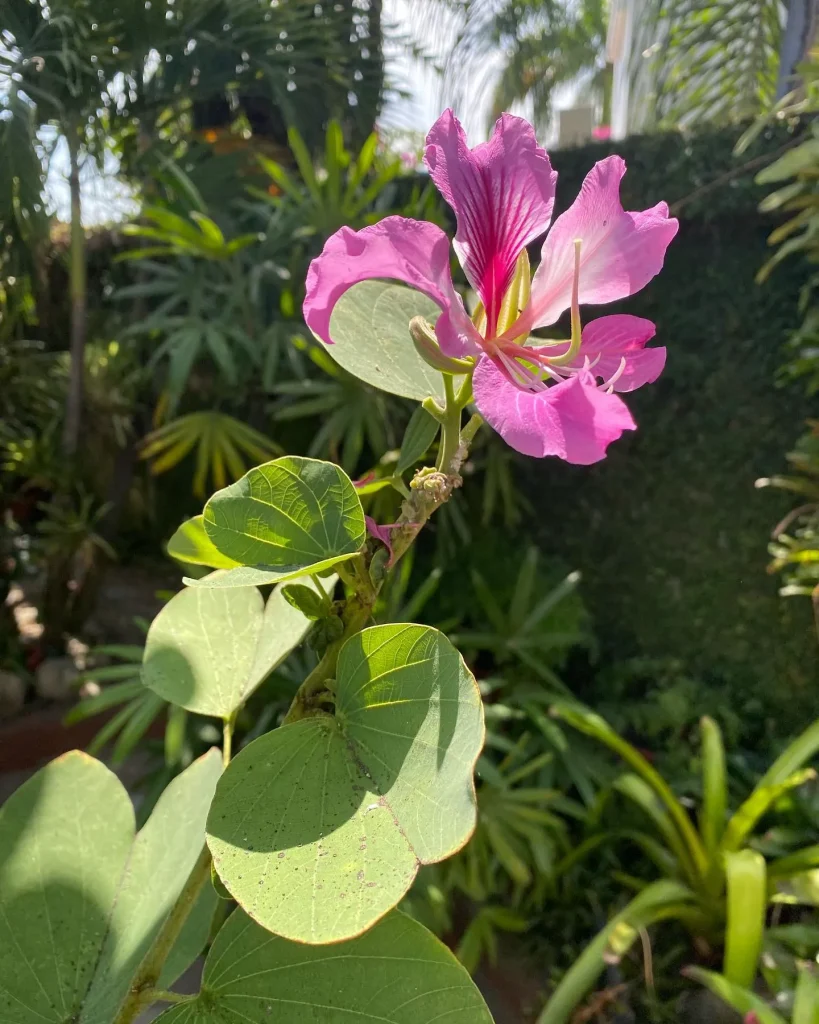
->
xmin=282 ymin=595 xmax=373 ymax=723
xmin=149 ymin=991 xmax=195 ymax=1006
xmin=460 ymin=413 xmax=483 ymax=446
xmin=283 ymin=375 xmax=482 ymax=726
xmin=113 ymin=845 xmax=213 ymax=1024
xmin=222 ymin=713 xmax=236 ymax=767
xmin=436 ymin=375 xmax=462 ymax=471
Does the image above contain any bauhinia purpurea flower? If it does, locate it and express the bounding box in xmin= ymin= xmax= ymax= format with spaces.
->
xmin=304 ymin=110 xmax=678 ymax=463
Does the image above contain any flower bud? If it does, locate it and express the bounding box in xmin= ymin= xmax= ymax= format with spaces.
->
xmin=409 ymin=317 xmax=474 ymax=374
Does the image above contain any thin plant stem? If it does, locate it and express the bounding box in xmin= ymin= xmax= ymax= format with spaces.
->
xmin=436 ymin=374 xmax=463 ymax=471
xmin=113 ymin=845 xmax=214 ymax=1024
xmin=148 ymin=991 xmax=195 ymax=1006
xmin=222 ymin=713 xmax=236 ymax=768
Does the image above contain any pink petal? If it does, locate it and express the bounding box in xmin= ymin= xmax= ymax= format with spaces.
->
xmin=472 ymin=356 xmax=636 ymax=463
xmin=424 ymin=109 xmax=557 ymax=337
xmin=516 ymin=156 xmax=678 ymax=333
xmin=564 ymin=314 xmax=666 ymax=392
xmin=303 ymin=216 xmax=481 ymax=358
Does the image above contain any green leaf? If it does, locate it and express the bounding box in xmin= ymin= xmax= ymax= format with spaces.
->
xmin=685 ymin=968 xmax=787 ymax=1024
xmin=194 ymin=456 xmax=365 ymax=586
xmin=722 ymin=768 xmax=815 ymax=852
xmin=156 ymin=909 xmax=493 ymax=1023
xmin=397 ymin=405 xmax=440 ymax=474
xmin=537 ymin=881 xmax=697 ymax=1024
xmin=325 ymin=281 xmax=453 ymax=401
xmin=756 ymin=139 xmax=819 ymax=184
xmin=723 ymin=850 xmax=766 ymax=988
xmin=612 ymin=773 xmax=699 ymax=883
xmin=699 ymin=716 xmax=727 ymax=856
xmin=0 ymin=749 xmax=221 ymax=1024
xmin=207 ymin=624 xmax=484 ymax=943
xmin=756 ymin=719 xmax=819 ymax=790
xmin=768 ymin=843 xmax=819 ymax=879
xmin=281 ymin=583 xmax=329 ymax=619
xmin=144 ymin=576 xmax=334 ymax=718
xmin=793 ymin=965 xmax=819 ymax=1024
xmin=553 ymin=703 xmax=708 ymax=881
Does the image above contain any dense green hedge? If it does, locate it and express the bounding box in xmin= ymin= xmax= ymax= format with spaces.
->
xmin=522 ymin=123 xmax=817 ymax=733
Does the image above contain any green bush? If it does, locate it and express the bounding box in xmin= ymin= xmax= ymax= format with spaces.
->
xmin=522 ymin=123 xmax=818 ymax=737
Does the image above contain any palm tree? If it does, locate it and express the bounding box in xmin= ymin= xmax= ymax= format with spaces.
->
xmin=433 ymin=0 xmax=609 ymax=135
xmin=647 ymin=0 xmax=786 ymax=129
xmin=0 ymin=0 xmax=386 ymax=455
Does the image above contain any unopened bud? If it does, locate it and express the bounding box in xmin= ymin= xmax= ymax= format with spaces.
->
xmin=409 ymin=317 xmax=474 ymax=374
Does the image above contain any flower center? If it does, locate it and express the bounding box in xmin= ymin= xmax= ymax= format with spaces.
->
xmin=474 ymin=241 xmax=624 ymax=395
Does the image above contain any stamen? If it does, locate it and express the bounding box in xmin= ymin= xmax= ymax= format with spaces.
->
xmin=496 ymin=250 xmax=531 ymax=338
xmin=602 ymin=357 xmax=628 ymax=393
xmin=496 ymin=350 xmax=549 ymax=392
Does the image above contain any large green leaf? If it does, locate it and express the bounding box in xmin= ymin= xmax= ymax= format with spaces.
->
xmin=156 ymin=909 xmax=493 ymax=1023
xmin=166 ymin=515 xmax=240 ymax=570
xmin=190 ymin=457 xmax=365 ymax=588
xmin=143 ymin=575 xmax=335 ymax=718
xmin=0 ymin=749 xmax=221 ymax=1024
xmin=207 ymin=624 xmax=484 ymax=943
xmin=326 ymin=281 xmax=450 ymax=401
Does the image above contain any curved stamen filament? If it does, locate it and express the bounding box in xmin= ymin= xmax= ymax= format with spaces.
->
xmin=602 ymin=356 xmax=628 ymax=392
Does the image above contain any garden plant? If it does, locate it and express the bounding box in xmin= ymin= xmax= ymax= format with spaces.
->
xmin=1 ymin=107 xmax=714 ymax=1023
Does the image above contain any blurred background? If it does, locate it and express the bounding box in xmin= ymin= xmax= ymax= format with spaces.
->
xmin=2 ymin=1 xmax=819 ymax=1021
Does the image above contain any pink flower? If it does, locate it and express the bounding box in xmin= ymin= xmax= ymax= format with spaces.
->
xmin=304 ymin=110 xmax=678 ymax=463
xmin=592 ymin=125 xmax=612 ymax=141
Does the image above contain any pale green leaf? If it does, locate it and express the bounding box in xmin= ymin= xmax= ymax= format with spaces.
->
xmin=326 ymin=281 xmax=452 ymax=401
xmin=0 ymin=750 xmax=221 ymax=1024
xmin=143 ymin=576 xmax=334 ymax=718
xmin=79 ymin=751 xmax=222 ymax=1022
xmin=207 ymin=624 xmax=484 ymax=943
xmin=156 ymin=909 xmax=493 ymax=1023
xmin=167 ymin=516 xmax=241 ymax=570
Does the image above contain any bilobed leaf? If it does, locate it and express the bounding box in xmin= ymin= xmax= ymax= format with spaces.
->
xmin=326 ymin=281 xmax=451 ymax=401
xmin=167 ymin=515 xmax=240 ymax=569
xmin=143 ymin=576 xmax=335 ymax=718
xmin=0 ymin=750 xmax=221 ymax=1024
xmin=155 ymin=909 xmax=493 ymax=1024
xmin=194 ymin=456 xmax=365 ymax=585
xmin=207 ymin=624 xmax=484 ymax=943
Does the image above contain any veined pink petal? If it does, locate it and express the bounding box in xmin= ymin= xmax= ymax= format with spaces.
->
xmin=533 ymin=314 xmax=666 ymax=392
xmin=507 ymin=156 xmax=678 ymax=337
xmin=425 ymin=109 xmax=557 ymax=337
xmin=473 ymin=357 xmax=636 ymax=463
xmin=303 ymin=216 xmax=482 ymax=358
